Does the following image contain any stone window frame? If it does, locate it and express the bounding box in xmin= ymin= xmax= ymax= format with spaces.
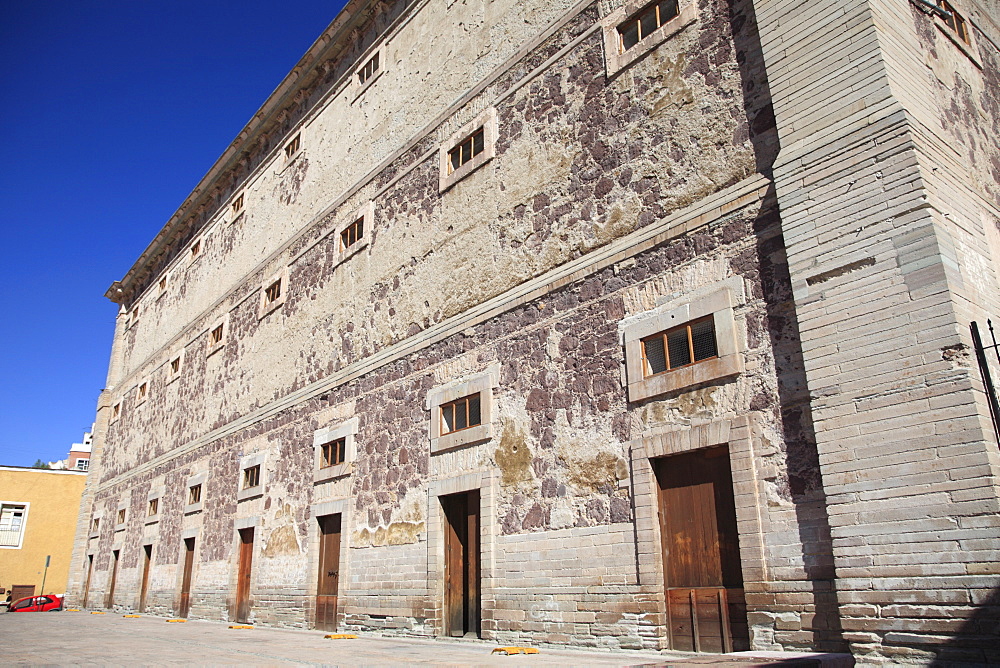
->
xmin=135 ymin=377 xmax=150 ymax=407
xmin=313 ymin=417 xmax=359 ymax=484
xmin=111 ymin=400 xmax=122 ymax=423
xmin=114 ymin=502 xmax=128 ymax=531
xmin=0 ymin=501 xmax=29 ymax=550
xmin=206 ymin=313 xmax=229 ymax=358
xmin=333 ymin=201 xmax=373 ymax=266
xmin=166 ymin=348 xmax=185 ymax=386
xmin=184 ymin=472 xmax=208 ymax=515
xmin=352 ymin=44 xmax=385 ymax=102
xmin=258 ymin=267 xmax=289 ymax=319
xmin=601 ymin=0 xmax=697 ymax=78
xmin=621 ymin=281 xmax=744 ymax=403
xmin=88 ymin=512 xmax=102 ymax=539
xmin=438 ymin=107 xmax=498 ymax=193
xmin=929 ymin=0 xmax=983 ymax=66
xmin=237 ymin=452 xmax=266 ymax=502
xmin=282 ymin=131 xmax=303 ymax=168
xmin=146 ymin=487 xmax=163 ymax=525
xmin=426 ymin=365 xmax=498 ymax=454
xmin=230 ymin=190 xmax=246 ymax=224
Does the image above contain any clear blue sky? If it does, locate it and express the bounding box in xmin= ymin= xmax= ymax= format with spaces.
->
xmin=0 ymin=1 xmax=348 ymax=467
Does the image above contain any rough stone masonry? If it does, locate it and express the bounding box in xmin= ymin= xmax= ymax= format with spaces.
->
xmin=69 ymin=0 xmax=1000 ymax=665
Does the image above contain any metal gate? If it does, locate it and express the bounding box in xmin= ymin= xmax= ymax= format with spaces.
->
xmin=971 ymin=319 xmax=1000 ymax=445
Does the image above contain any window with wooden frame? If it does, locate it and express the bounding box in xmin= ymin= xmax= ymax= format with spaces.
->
xmin=116 ymin=508 xmax=126 ymax=525
xmin=147 ymin=498 xmax=158 ymax=517
xmin=130 ymin=306 xmax=140 ymax=327
xmin=170 ymin=356 xmax=181 ymax=376
xmin=341 ymin=217 xmax=364 ymax=251
xmin=936 ymin=0 xmax=970 ymax=43
xmin=258 ymin=268 xmax=289 ymax=318
xmin=242 ymin=465 xmax=261 ymax=490
xmin=191 ymin=240 xmax=201 ymax=258
xmin=358 ymin=52 xmax=380 ymax=84
xmin=138 ymin=382 xmax=148 ymax=401
xmin=440 ymin=394 xmax=482 ymax=435
xmin=112 ymin=402 xmax=121 ymax=420
xmin=617 ymin=0 xmax=679 ymax=52
xmin=92 ymin=517 xmax=100 ymax=533
xmin=159 ymin=277 xmax=168 ymax=292
xmin=264 ymin=278 xmax=282 ymax=306
xmin=284 ymin=133 xmax=301 ymax=161
xmin=448 ymin=129 xmax=485 ymax=175
xmin=641 ymin=316 xmax=718 ymax=377
xmin=210 ymin=324 xmax=224 ymax=346
xmin=188 ymin=484 xmax=202 ymax=505
xmin=321 ymin=438 xmax=347 ymax=468
xmin=231 ymin=193 xmax=245 ymax=217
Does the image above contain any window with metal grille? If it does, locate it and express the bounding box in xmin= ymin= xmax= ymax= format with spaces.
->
xmin=232 ymin=193 xmax=244 ymax=216
xmin=440 ymin=394 xmax=482 ymax=435
xmin=321 ymin=438 xmax=347 ymax=468
xmin=264 ymin=279 xmax=282 ymax=305
xmin=936 ymin=0 xmax=970 ymax=43
xmin=341 ymin=217 xmax=364 ymax=250
xmin=170 ymin=356 xmax=181 ymax=375
xmin=641 ymin=316 xmax=718 ymax=377
xmin=0 ymin=504 xmax=26 ymax=548
xmin=147 ymin=498 xmax=158 ymax=516
xmin=358 ymin=52 xmax=380 ymax=84
xmin=116 ymin=508 xmax=126 ymax=524
xmin=243 ymin=465 xmax=261 ymax=489
xmin=188 ymin=484 xmax=201 ymax=505
xmin=448 ymin=128 xmax=485 ymax=174
xmin=617 ymin=0 xmax=679 ymax=52
xmin=285 ymin=134 xmax=301 ymax=160
xmin=138 ymin=382 xmax=147 ymax=400
xmin=210 ymin=324 xmax=224 ymax=346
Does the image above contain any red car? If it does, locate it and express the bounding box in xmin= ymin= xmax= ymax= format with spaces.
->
xmin=8 ymin=594 xmax=63 ymax=612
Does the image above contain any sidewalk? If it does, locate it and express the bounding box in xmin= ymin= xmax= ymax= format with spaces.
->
xmin=0 ymin=611 xmax=852 ymax=667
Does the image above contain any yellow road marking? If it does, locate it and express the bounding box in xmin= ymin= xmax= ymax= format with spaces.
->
xmin=492 ymin=647 xmax=540 ymax=655
xmin=324 ymin=633 xmax=358 ymax=639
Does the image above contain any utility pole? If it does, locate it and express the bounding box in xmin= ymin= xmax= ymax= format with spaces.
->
xmin=40 ymin=555 xmax=50 ymax=594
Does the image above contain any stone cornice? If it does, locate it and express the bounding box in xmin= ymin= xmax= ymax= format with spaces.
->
xmin=106 ymin=0 xmax=409 ymax=305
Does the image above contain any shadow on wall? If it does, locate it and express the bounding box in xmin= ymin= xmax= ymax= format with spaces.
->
xmin=930 ymin=583 xmax=1000 ymax=666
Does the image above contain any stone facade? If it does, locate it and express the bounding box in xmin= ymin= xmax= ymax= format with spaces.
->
xmin=70 ymin=0 xmax=999 ymax=665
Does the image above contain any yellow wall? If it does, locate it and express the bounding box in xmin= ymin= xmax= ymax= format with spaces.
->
xmin=0 ymin=467 xmax=86 ymax=597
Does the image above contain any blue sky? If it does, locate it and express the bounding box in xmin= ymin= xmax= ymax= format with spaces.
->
xmin=0 ymin=1 xmax=347 ymax=467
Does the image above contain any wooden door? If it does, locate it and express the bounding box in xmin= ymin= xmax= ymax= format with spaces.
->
xmin=235 ymin=528 xmax=254 ymax=624
xmin=656 ymin=445 xmax=749 ymax=653
xmin=10 ymin=584 xmax=35 ymax=604
xmin=105 ymin=550 xmax=120 ymax=609
xmin=315 ymin=514 xmax=341 ymax=631
xmin=139 ymin=544 xmax=152 ymax=612
xmin=82 ymin=555 xmax=94 ymax=607
xmin=441 ymin=490 xmax=480 ymax=638
xmin=179 ymin=537 xmax=195 ymax=618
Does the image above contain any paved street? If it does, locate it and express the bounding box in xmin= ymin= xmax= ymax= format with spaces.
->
xmin=1 ymin=610 xmax=671 ymax=666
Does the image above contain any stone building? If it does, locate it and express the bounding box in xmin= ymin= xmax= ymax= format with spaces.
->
xmin=69 ymin=0 xmax=999 ymax=664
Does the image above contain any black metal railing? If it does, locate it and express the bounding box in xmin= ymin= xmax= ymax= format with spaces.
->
xmin=971 ymin=319 xmax=1000 ymax=445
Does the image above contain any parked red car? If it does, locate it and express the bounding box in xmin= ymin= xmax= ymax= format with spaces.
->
xmin=8 ymin=594 xmax=63 ymax=612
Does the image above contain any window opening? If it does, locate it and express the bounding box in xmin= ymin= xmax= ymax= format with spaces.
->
xmin=138 ymin=382 xmax=147 ymax=400
xmin=232 ymin=193 xmax=244 ymax=216
xmin=618 ymin=0 xmax=679 ymax=52
xmin=116 ymin=508 xmax=126 ymax=524
xmin=321 ymin=438 xmax=347 ymax=468
xmin=641 ymin=316 xmax=717 ymax=377
xmin=210 ymin=324 xmax=224 ymax=346
xmin=358 ymin=52 xmax=380 ymax=84
xmin=170 ymin=357 xmax=181 ymax=375
xmin=264 ymin=279 xmax=282 ymax=305
xmin=936 ymin=0 xmax=970 ymax=43
xmin=243 ymin=465 xmax=261 ymax=489
xmin=159 ymin=277 xmax=168 ymax=291
xmin=341 ymin=217 xmax=364 ymax=250
xmin=76 ymin=459 xmax=89 ymax=471
xmin=191 ymin=240 xmax=201 ymax=258
xmin=441 ymin=394 xmax=482 ymax=435
xmin=147 ymin=498 xmax=158 ymax=516
xmin=0 ymin=504 xmax=26 ymax=547
xmin=188 ymin=484 xmax=202 ymax=505
xmin=92 ymin=517 xmax=100 ymax=532
xmin=448 ymin=129 xmax=485 ymax=174
xmin=285 ymin=134 xmax=301 ymax=160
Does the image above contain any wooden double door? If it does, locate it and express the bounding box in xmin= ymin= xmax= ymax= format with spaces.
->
xmin=315 ymin=514 xmax=341 ymax=631
xmin=655 ymin=445 xmax=749 ymax=653
xmin=234 ymin=528 xmax=255 ymax=623
xmin=442 ymin=490 xmax=480 ymax=638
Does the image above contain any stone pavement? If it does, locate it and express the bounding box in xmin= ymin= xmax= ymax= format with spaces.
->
xmin=0 ymin=611 xmax=852 ymax=666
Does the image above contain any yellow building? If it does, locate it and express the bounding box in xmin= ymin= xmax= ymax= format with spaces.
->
xmin=1 ymin=466 xmax=87 ymax=602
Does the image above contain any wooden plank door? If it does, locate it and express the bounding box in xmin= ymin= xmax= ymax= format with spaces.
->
xmin=105 ymin=550 xmax=120 ymax=609
xmin=82 ymin=555 xmax=94 ymax=607
xmin=179 ymin=537 xmax=195 ymax=618
xmin=441 ymin=490 xmax=480 ymax=638
xmin=139 ymin=544 xmax=153 ymax=612
xmin=235 ymin=528 xmax=254 ymax=624
xmin=10 ymin=584 xmax=35 ymax=603
xmin=316 ymin=514 xmax=341 ymax=631
xmin=656 ymin=445 xmax=749 ymax=653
